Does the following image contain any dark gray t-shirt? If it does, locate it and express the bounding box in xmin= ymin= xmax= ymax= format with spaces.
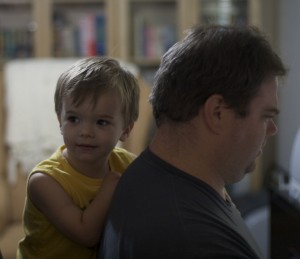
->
xmin=99 ymin=148 xmax=263 ymax=259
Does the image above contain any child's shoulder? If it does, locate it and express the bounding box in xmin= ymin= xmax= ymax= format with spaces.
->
xmin=112 ymin=147 xmax=137 ymax=161
xmin=109 ymin=147 xmax=136 ymax=173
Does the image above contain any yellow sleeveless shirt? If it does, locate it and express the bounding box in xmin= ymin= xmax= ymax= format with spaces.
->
xmin=17 ymin=145 xmax=135 ymax=259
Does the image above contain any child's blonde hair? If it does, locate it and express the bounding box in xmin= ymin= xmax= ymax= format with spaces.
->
xmin=55 ymin=56 xmax=140 ymax=127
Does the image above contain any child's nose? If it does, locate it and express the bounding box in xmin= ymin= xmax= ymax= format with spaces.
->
xmin=80 ymin=123 xmax=95 ymax=137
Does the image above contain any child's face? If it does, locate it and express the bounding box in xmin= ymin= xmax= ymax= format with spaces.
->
xmin=58 ymin=91 xmax=130 ymax=169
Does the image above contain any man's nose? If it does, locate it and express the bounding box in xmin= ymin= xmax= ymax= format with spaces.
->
xmin=268 ymin=119 xmax=278 ymax=137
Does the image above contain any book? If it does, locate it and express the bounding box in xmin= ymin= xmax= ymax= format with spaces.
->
xmin=53 ymin=12 xmax=106 ymax=57
xmin=133 ymin=6 xmax=177 ymax=61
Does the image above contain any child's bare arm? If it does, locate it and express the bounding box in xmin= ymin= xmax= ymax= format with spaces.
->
xmin=28 ymin=171 xmax=120 ymax=247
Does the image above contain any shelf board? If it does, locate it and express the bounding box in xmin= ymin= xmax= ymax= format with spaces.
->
xmin=0 ymin=0 xmax=30 ymax=4
xmin=52 ymin=0 xmax=104 ymax=4
xmin=130 ymin=0 xmax=175 ymax=3
xmin=132 ymin=58 xmax=161 ymax=67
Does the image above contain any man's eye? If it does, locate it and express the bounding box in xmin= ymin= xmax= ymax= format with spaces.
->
xmin=264 ymin=114 xmax=275 ymax=122
xmin=266 ymin=113 xmax=276 ymax=119
xmin=67 ymin=116 xmax=79 ymax=123
xmin=97 ymin=119 xmax=109 ymax=126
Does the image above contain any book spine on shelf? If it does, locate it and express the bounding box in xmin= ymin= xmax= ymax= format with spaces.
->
xmin=53 ymin=12 xmax=106 ymax=57
xmin=96 ymin=13 xmax=106 ymax=56
xmin=0 ymin=28 xmax=33 ymax=60
xmin=78 ymin=14 xmax=97 ymax=56
xmin=133 ymin=9 xmax=176 ymax=61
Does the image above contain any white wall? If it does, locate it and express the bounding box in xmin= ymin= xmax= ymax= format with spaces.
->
xmin=276 ymin=0 xmax=300 ymax=172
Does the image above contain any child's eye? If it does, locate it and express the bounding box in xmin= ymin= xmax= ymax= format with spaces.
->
xmin=97 ymin=119 xmax=109 ymax=126
xmin=67 ymin=116 xmax=79 ymax=123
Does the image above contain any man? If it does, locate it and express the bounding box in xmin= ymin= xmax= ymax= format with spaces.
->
xmin=99 ymin=25 xmax=287 ymax=259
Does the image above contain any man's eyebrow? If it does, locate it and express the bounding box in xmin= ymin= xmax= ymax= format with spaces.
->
xmin=266 ymin=107 xmax=280 ymax=115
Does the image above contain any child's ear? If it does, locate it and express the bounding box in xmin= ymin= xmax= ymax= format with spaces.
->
xmin=57 ymin=115 xmax=62 ymax=135
xmin=119 ymin=122 xmax=134 ymax=142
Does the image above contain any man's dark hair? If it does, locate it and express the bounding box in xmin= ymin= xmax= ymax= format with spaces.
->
xmin=150 ymin=24 xmax=287 ymax=126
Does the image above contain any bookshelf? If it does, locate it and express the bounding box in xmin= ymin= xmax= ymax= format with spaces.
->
xmin=0 ymin=1 xmax=33 ymax=60
xmin=130 ymin=1 xmax=177 ymax=65
xmin=198 ymin=0 xmax=248 ymax=25
xmin=0 ymin=0 xmax=267 ymax=62
xmin=52 ymin=1 xmax=106 ymax=57
xmin=0 ymin=0 xmax=107 ymax=59
xmin=121 ymin=0 xmax=265 ymax=86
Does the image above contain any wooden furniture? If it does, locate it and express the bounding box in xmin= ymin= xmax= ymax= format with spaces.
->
xmin=0 ymin=0 xmax=271 ymax=60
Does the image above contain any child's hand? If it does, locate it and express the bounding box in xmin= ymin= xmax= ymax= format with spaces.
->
xmin=102 ymin=171 xmax=121 ymax=189
xmin=104 ymin=171 xmax=121 ymax=182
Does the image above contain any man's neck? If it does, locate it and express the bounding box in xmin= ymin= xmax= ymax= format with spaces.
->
xmin=149 ymin=125 xmax=227 ymax=200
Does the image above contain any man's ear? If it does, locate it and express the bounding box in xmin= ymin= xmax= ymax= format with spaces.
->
xmin=202 ymin=94 xmax=227 ymax=134
xmin=119 ymin=122 xmax=135 ymax=142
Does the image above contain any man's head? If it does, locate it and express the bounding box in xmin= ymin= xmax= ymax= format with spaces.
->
xmin=150 ymin=24 xmax=287 ymax=127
